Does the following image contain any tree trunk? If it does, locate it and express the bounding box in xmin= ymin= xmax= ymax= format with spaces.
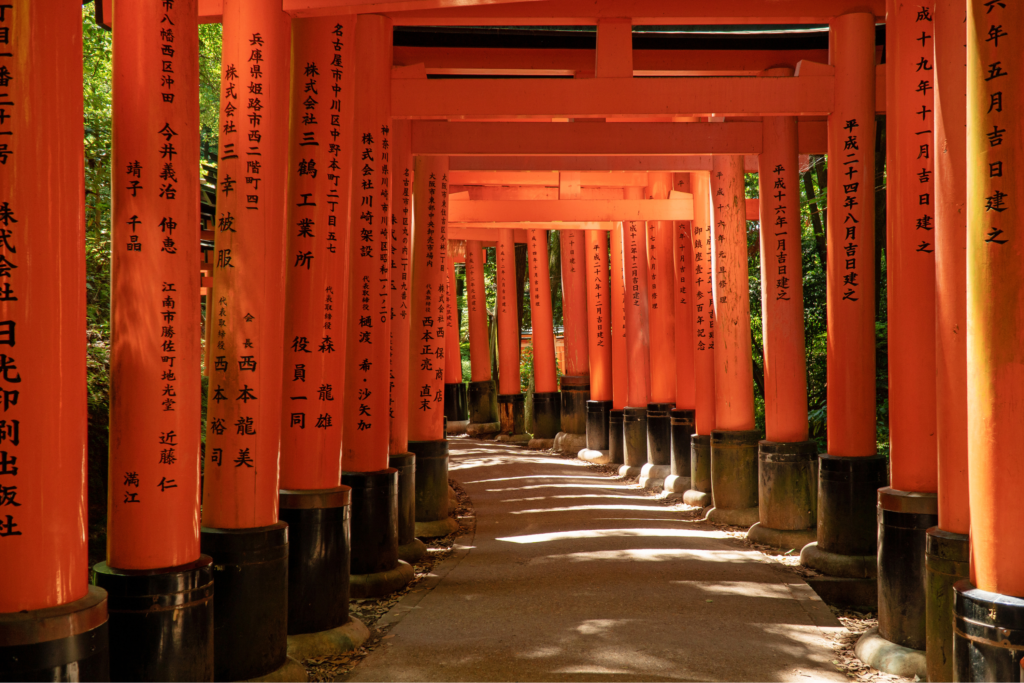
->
xmin=874 ymin=114 xmax=887 ymax=321
xmin=802 ymin=159 xmax=828 ymax=271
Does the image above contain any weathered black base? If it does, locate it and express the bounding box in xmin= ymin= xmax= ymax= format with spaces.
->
xmin=953 ymin=581 xmax=1024 ymax=682
xmin=341 ymin=469 xmax=399 ymax=576
xmin=468 ymin=379 xmax=499 ymax=424
xmin=409 ymin=440 xmax=449 ymax=523
xmin=279 ymin=487 xmax=352 ymax=637
xmin=92 ymin=556 xmax=213 ymax=681
xmin=200 ymin=522 xmax=289 ymax=682
xmin=757 ymin=440 xmax=818 ymax=532
xmin=560 ymin=375 xmax=590 ymax=435
xmin=670 ymin=409 xmax=695 ymax=479
xmin=623 ymin=406 xmax=648 ymax=468
xmin=817 ymin=453 xmax=888 ymax=556
xmin=457 ymin=382 xmax=468 ymax=421
xmin=805 ymin=575 xmax=878 ymax=612
xmin=877 ymin=487 xmax=937 ymax=653
xmin=646 ymin=403 xmax=673 ymax=467
xmin=710 ymin=430 xmax=760 ymax=511
xmin=0 ymin=585 xmax=109 ymax=683
xmin=444 ymin=382 xmax=464 ymax=422
xmin=389 ymin=453 xmax=416 ymax=547
xmin=587 ymin=400 xmax=612 ymax=451
xmin=927 ymin=528 xmax=969 ymax=683
xmin=497 ymin=393 xmax=528 ymax=436
xmin=690 ymin=434 xmax=712 ymax=495
xmin=533 ymin=391 xmax=562 ymax=440
xmin=608 ymin=409 xmax=625 ymax=465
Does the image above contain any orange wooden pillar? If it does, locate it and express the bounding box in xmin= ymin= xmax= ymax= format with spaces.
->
xmin=867 ymin=0 xmax=940 ymax=661
xmin=92 ymin=1 xmax=212 ymax=678
xmin=275 ymin=15 xmax=356 ymax=642
xmin=926 ymin=1 xmax=970 ymax=678
xmin=558 ymin=173 xmax=591 ymax=443
xmin=496 ymin=228 xmax=529 ymax=441
xmin=685 ymin=172 xmax=718 ymax=507
xmin=582 ymin=228 xmax=613 ymax=454
xmin=801 ymin=12 xmax=888 ymax=582
xmin=0 ymin=3 xmax=109 ymax=677
xmin=644 ymin=173 xmax=676 ymax=475
xmin=529 ymin=230 xmax=561 ymax=440
xmin=407 ymin=154 xmax=458 ymax=540
xmin=952 ymin=0 xmax=1024 ymax=677
xmin=608 ymin=222 xmax=630 ymax=465
xmin=389 ymin=119 xmax=425 ymax=564
xmin=444 ymin=240 xmax=466 ymax=428
xmin=465 ymin=239 xmax=498 ymax=427
xmin=622 ymin=187 xmax=652 ymax=472
xmin=666 ymin=173 xmax=696 ymax=494
xmin=748 ymin=74 xmax=817 ymax=553
xmin=199 ymin=2 xmax=292 ymax=678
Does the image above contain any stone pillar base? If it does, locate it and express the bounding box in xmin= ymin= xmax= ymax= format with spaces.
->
xmin=639 ymin=463 xmax=671 ymax=491
xmin=663 ymin=474 xmax=691 ymax=494
xmin=0 ymin=586 xmax=110 ymax=682
xmin=646 ymin=403 xmax=673 ymax=467
xmin=670 ymin=408 xmax=695 ymax=478
xmin=560 ymin=375 xmax=590 ymax=435
xmin=248 ymin=655 xmax=308 ymax=683
xmin=705 ymin=505 xmax=760 ymax=528
xmin=578 ymin=448 xmax=612 ymax=464
xmin=608 ymin=409 xmax=625 ymax=465
xmin=746 ymin=523 xmax=816 ymax=551
xmin=286 ymin=618 xmax=369 ymax=661
xmin=495 ymin=432 xmax=532 ymax=445
xmin=468 ymin=379 xmax=499 ymax=424
xmin=415 ymin=516 xmax=460 ymax=539
xmin=586 ymin=400 xmax=612 ymax=451
xmin=710 ymin=429 xmax=761 ymax=516
xmin=409 ymin=440 xmax=449 ymax=527
xmin=467 ymin=421 xmax=501 ymax=437
xmin=854 ymin=627 xmax=926 ymax=680
xmin=341 ymin=469 xmax=399 ymax=578
xmin=398 ymin=538 xmax=428 ymax=564
xmin=800 ymin=542 xmax=876 ymax=578
xmin=527 ymin=438 xmax=555 ymax=450
xmin=350 ymin=561 xmax=415 ymax=599
xmin=689 ymin=433 xmax=712 ymax=501
xmin=446 ymin=419 xmax=469 ymax=435
xmin=623 ymin=407 xmax=648 ymax=468
xmin=752 ymin=440 xmax=818 ymax=550
xmin=498 ymin=393 xmax=529 ymax=437
xmin=532 ymin=391 xmax=561 ymax=440
xmin=953 ymin=580 xmax=1024 ymax=681
xmin=926 ymin=528 xmax=968 ymax=683
xmin=553 ymin=430 xmax=587 ymax=454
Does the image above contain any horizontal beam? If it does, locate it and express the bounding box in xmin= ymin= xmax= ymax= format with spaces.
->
xmin=286 ymin=0 xmax=547 ymax=17
xmin=411 ymin=120 xmax=828 ymax=156
xmin=393 ymin=76 xmax=834 ymax=118
xmin=394 ymin=47 xmax=831 ymax=76
xmin=449 ymin=171 xmax=651 ymax=187
xmin=449 ymin=198 xmax=693 ymax=222
xmin=449 ymin=156 xmax=719 ymax=172
xmin=449 ymin=227 xmax=530 ymax=242
xmin=452 ymin=187 xmax=625 ymax=200
xmin=452 ymin=222 xmax=616 ymax=232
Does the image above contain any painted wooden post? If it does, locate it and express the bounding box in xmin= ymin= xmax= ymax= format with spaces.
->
xmin=558 ymin=173 xmax=591 ymax=445
xmin=529 ymin=230 xmax=561 ymax=441
xmin=584 ymin=228 xmax=613 ymax=454
xmin=496 ymin=228 xmax=528 ymax=442
xmin=667 ymin=173 xmax=696 ymax=494
xmin=622 ymin=186 xmax=652 ymax=472
xmin=443 ymin=241 xmax=465 ymax=428
xmin=465 ymin=239 xmax=498 ymax=429
xmin=608 ymin=222 xmax=630 ymax=465
xmin=644 ymin=172 xmax=675 ymax=480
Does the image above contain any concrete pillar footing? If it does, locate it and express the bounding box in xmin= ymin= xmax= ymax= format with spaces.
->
xmin=639 ymin=464 xmax=672 ymax=490
xmin=746 ymin=523 xmax=817 ymax=551
xmin=617 ymin=464 xmax=644 ymax=479
xmin=398 ymin=538 xmax=428 ymax=564
xmin=495 ymin=433 xmax=532 ymax=444
xmin=247 ymin=656 xmax=308 ymax=682
xmin=466 ymin=421 xmax=501 ymax=437
xmin=415 ymin=516 xmax=460 ymax=539
xmin=800 ymin=541 xmax=877 ymax=579
xmin=286 ymin=618 xmax=370 ymax=662
xmin=527 ymin=438 xmax=555 ymax=450
xmin=854 ymin=627 xmax=927 ymax=680
xmin=578 ymin=448 xmax=612 ymax=464
xmin=683 ymin=489 xmax=712 ymax=507
xmin=553 ymin=431 xmax=588 ymax=455
xmin=705 ymin=505 xmax=760 ymax=528
xmin=350 ymin=560 xmax=415 ymax=599
xmin=662 ymin=474 xmax=691 ymax=494
xmin=446 ymin=420 xmax=469 ymax=436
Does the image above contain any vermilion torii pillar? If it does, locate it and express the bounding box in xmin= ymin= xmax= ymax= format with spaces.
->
xmin=926 ymin=1 xmax=969 ymax=678
xmin=583 ymin=228 xmax=613 ymax=456
xmin=496 ymin=227 xmax=530 ymax=443
xmin=0 ymin=3 xmax=109 ymax=679
xmin=465 ymin=240 xmax=499 ymax=432
xmin=200 ymin=2 xmax=293 ymax=679
xmin=643 ymin=172 xmax=676 ymax=486
xmin=388 ymin=119 xmax=426 ymax=566
xmin=528 ymin=230 xmax=561 ymax=443
xmin=444 ymin=240 xmax=468 ymax=432
xmin=407 ymin=155 xmax=459 ymax=540
xmin=953 ymin=0 xmax=1024 ymax=678
xmin=863 ymin=2 xmax=939 ymax=671
xmin=684 ymin=172 xmax=717 ymax=508
xmin=608 ymin=222 xmax=629 ymax=465
xmin=93 ymin=1 xmax=212 ymax=679
xmin=705 ymin=155 xmax=759 ymax=527
xmin=666 ymin=172 xmax=696 ymax=494
xmin=747 ymin=70 xmax=817 ymax=554
xmin=556 ymin=173 xmax=591 ymax=453
xmin=275 ymin=15 xmax=361 ymax=653
xmin=800 ymin=12 xmax=888 ymax=590
xmin=622 ymin=186 xmax=653 ymax=475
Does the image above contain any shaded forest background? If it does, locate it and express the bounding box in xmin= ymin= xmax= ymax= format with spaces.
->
xmin=80 ymin=10 xmax=890 ymax=557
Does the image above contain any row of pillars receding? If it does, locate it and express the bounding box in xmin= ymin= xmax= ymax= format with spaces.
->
xmin=0 ymin=1 xmax=1022 ymax=682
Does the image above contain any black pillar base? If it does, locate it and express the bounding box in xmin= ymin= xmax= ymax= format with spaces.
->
xmin=646 ymin=403 xmax=673 ymax=467
xmin=468 ymin=379 xmax=498 ymax=424
xmin=444 ymin=383 xmax=462 ymax=422
xmin=817 ymin=454 xmax=888 ymax=556
xmin=623 ymin=407 xmax=648 ymax=468
xmin=409 ymin=440 xmax=449 ymax=523
xmin=91 ymin=557 xmax=213 ymax=681
xmin=710 ymin=430 xmax=761 ymax=511
xmin=0 ymin=586 xmax=109 ymax=683
xmin=200 ymin=522 xmax=289 ymax=682
xmin=532 ymin=391 xmax=561 ymax=440
xmin=341 ymin=469 xmax=399 ymax=575
xmin=457 ymin=382 xmax=468 ymax=421
xmin=926 ymin=528 xmax=969 ymax=683
xmin=279 ymin=487 xmax=352 ymax=637
xmin=747 ymin=440 xmax=818 ymax=549
xmin=685 ymin=434 xmax=713 ymax=507
xmin=586 ymin=400 xmax=612 ymax=451
xmin=670 ymin=409 xmax=695 ymax=478
xmin=877 ymin=488 xmax=937 ymax=653
xmin=559 ymin=375 xmax=590 ymax=435
xmin=953 ymin=580 xmax=1024 ymax=682
xmin=388 ymin=453 xmax=416 ymax=547
xmin=608 ymin=409 xmax=625 ymax=465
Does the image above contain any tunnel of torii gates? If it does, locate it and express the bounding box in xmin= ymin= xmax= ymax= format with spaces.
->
xmin=1 ymin=0 xmax=1022 ymax=681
